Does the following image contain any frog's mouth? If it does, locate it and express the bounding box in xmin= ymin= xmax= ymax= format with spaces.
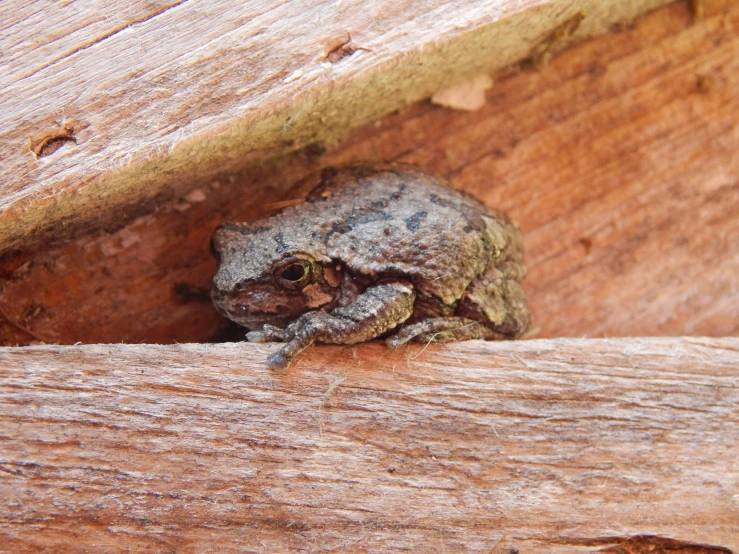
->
xmin=211 ymin=288 xmax=298 ymax=330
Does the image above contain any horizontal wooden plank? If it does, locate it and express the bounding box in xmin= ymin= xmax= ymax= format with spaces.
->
xmin=0 ymin=338 xmax=737 ymax=552
xmin=1 ymin=0 xmax=736 ymax=346
xmin=0 ymin=0 xmax=676 ymax=252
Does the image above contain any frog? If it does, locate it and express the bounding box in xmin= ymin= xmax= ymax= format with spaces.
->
xmin=211 ymin=164 xmax=530 ymax=370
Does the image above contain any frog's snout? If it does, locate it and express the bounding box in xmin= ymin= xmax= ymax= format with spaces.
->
xmin=212 ymin=288 xmax=249 ymax=315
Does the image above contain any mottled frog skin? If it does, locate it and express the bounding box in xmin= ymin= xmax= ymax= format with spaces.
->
xmin=212 ymin=165 xmax=530 ymax=370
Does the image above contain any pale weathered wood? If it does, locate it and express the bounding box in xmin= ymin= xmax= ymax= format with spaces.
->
xmin=0 ymin=0 xmax=677 ymax=252
xmin=0 ymin=338 xmax=737 ymax=552
xmin=1 ymin=1 xmax=736 ymax=346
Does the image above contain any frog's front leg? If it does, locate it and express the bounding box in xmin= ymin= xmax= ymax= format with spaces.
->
xmin=267 ymin=281 xmax=416 ymax=371
xmin=386 ymin=317 xmax=500 ymax=348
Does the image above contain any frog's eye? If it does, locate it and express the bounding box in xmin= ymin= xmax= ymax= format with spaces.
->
xmin=275 ymin=260 xmax=312 ymax=290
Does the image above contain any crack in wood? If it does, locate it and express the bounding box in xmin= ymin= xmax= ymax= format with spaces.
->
xmin=17 ymin=0 xmax=192 ymax=81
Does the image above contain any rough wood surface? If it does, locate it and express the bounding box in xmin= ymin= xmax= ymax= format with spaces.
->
xmin=0 ymin=0 xmax=676 ymax=252
xmin=1 ymin=1 xmax=736 ymax=346
xmin=0 ymin=338 xmax=737 ymax=552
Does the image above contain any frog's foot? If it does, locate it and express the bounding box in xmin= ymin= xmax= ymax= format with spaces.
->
xmin=265 ymin=312 xmax=342 ymax=372
xmin=386 ymin=317 xmax=499 ymax=348
xmin=267 ymin=281 xmax=416 ymax=371
xmin=267 ymin=332 xmax=315 ymax=372
xmin=246 ymin=324 xmax=288 ymax=343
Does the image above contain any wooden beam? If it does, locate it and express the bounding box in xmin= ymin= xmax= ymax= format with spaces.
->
xmin=0 ymin=0 xmax=676 ymax=252
xmin=0 ymin=338 xmax=737 ymax=552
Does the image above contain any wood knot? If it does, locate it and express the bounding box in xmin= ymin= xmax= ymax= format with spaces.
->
xmin=29 ymin=119 xmax=87 ymax=159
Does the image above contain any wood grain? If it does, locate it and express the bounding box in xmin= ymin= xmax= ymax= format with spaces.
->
xmin=1 ymin=338 xmax=737 ymax=552
xmin=1 ymin=0 xmax=736 ymax=346
xmin=0 ymin=0 xmax=676 ymax=252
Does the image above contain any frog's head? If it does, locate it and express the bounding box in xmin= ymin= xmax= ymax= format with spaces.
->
xmin=210 ymin=223 xmax=342 ymax=330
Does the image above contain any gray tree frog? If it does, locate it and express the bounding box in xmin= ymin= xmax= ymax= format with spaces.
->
xmin=211 ymin=165 xmax=530 ymax=370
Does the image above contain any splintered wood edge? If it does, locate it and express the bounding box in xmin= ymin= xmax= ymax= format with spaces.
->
xmin=1 ymin=337 xmax=737 ymax=551
xmin=0 ymin=0 xmax=675 ymax=252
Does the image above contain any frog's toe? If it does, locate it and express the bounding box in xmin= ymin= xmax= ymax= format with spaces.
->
xmin=385 ymin=334 xmax=405 ymax=349
xmin=246 ymin=330 xmax=269 ymax=343
xmin=386 ymin=325 xmax=421 ymax=348
xmin=267 ymin=349 xmax=292 ymax=371
xmin=263 ymin=324 xmax=290 ymax=341
xmin=247 ymin=325 xmax=289 ymax=343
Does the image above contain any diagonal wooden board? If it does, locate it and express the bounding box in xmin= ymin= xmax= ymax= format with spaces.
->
xmin=0 ymin=0 xmax=676 ymax=252
xmin=1 ymin=338 xmax=737 ymax=552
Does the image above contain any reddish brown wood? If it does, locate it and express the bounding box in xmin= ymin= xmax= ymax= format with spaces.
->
xmin=0 ymin=338 xmax=737 ymax=552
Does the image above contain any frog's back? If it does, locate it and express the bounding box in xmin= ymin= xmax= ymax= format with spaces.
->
xmin=299 ymin=166 xmax=514 ymax=305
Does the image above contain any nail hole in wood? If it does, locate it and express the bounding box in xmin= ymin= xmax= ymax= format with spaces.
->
xmin=325 ymin=33 xmax=366 ymax=63
xmin=29 ymin=120 xmax=82 ymax=158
